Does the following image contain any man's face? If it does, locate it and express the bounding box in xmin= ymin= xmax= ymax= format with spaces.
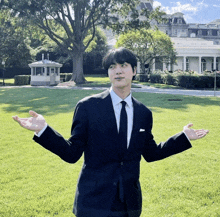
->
xmin=108 ymin=62 xmax=136 ymax=90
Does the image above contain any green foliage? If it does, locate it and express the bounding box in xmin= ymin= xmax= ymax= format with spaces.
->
xmin=147 ymin=71 xmax=220 ymax=89
xmin=2 ymin=0 xmax=166 ymax=83
xmin=135 ymin=74 xmax=149 ymax=82
xmin=0 ymin=9 xmax=32 ymax=67
xmin=14 ymin=75 xmax=30 ymax=85
xmin=0 ymin=88 xmax=219 ymax=216
xmin=116 ymin=29 xmax=176 ymax=74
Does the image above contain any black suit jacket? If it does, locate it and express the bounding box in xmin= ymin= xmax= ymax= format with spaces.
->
xmin=33 ymin=89 xmax=192 ymax=217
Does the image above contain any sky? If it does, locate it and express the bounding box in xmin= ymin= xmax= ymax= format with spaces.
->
xmin=153 ymin=0 xmax=220 ymax=24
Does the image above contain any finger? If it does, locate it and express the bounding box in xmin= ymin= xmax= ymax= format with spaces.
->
xmin=29 ymin=110 xmax=38 ymax=118
xmin=12 ymin=116 xmax=24 ymax=127
xmin=12 ymin=115 xmax=20 ymax=122
xmin=183 ymin=123 xmax=193 ymax=131
xmin=186 ymin=123 xmax=193 ymax=128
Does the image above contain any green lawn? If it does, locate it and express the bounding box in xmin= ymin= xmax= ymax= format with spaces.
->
xmin=0 ymin=87 xmax=219 ymax=217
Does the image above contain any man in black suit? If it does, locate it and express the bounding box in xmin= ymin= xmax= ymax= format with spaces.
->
xmin=13 ymin=48 xmax=208 ymax=217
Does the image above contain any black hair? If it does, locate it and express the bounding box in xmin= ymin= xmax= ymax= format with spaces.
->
xmin=102 ymin=47 xmax=137 ymax=72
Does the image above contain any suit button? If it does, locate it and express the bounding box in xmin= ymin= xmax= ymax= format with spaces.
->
xmin=121 ymin=162 xmax=123 ymax=166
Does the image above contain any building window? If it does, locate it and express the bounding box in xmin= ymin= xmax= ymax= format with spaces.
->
xmin=212 ymin=59 xmax=219 ymax=71
xmin=186 ymin=58 xmax=189 ymax=71
xmin=201 ymin=59 xmax=206 ymax=72
xmin=212 ymin=30 xmax=218 ymax=36
xmin=202 ymin=30 xmax=208 ymax=36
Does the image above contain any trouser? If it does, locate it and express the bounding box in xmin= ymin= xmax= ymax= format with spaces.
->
xmin=109 ymin=186 xmax=140 ymax=217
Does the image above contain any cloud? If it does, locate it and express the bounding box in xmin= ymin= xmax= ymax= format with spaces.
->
xmin=154 ymin=1 xmax=208 ymax=15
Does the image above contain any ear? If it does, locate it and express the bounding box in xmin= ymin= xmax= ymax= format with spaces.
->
xmin=133 ymin=67 xmax=137 ymax=76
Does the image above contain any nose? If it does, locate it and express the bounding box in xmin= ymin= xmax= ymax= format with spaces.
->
xmin=115 ymin=65 xmax=123 ymax=74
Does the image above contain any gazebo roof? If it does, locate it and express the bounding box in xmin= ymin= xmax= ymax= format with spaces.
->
xmin=29 ymin=59 xmax=62 ymax=67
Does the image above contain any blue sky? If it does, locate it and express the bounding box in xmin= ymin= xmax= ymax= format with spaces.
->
xmin=153 ymin=0 xmax=220 ymax=24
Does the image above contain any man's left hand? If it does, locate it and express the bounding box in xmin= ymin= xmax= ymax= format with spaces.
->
xmin=183 ymin=123 xmax=209 ymax=140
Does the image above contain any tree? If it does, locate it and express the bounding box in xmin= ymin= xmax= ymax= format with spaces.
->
xmin=3 ymin=0 xmax=166 ymax=83
xmin=0 ymin=9 xmax=32 ymax=68
xmin=116 ymin=29 xmax=176 ymax=73
xmin=83 ymin=28 xmax=108 ymax=73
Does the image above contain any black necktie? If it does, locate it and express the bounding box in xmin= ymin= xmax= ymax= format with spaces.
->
xmin=119 ymin=101 xmax=127 ymax=151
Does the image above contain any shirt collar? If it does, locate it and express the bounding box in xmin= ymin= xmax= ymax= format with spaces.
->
xmin=110 ymin=87 xmax=132 ymax=108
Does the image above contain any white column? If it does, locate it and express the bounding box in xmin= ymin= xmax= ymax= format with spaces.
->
xmin=183 ymin=56 xmax=186 ymax=71
xmin=163 ymin=62 xmax=166 ymax=71
xmin=198 ymin=56 xmax=202 ymax=74
xmin=214 ymin=56 xmax=217 ymax=71
xmin=137 ymin=62 xmax=141 ymax=74
xmin=152 ymin=59 xmax=155 ymax=72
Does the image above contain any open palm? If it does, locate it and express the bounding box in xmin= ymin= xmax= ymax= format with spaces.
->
xmin=12 ymin=110 xmax=47 ymax=134
xmin=183 ymin=123 xmax=209 ymax=140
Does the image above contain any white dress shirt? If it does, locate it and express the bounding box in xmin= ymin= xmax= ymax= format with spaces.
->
xmin=110 ymin=88 xmax=133 ymax=148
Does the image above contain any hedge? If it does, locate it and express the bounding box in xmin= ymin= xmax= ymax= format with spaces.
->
xmin=135 ymin=74 xmax=149 ymax=82
xmin=135 ymin=72 xmax=220 ymax=89
xmin=14 ymin=75 xmax=31 ymax=85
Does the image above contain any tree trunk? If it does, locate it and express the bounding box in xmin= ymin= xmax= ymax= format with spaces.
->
xmin=71 ymin=49 xmax=86 ymax=84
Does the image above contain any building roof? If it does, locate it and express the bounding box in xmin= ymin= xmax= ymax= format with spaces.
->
xmin=208 ymin=19 xmax=220 ymax=25
xmin=29 ymin=59 xmax=62 ymax=67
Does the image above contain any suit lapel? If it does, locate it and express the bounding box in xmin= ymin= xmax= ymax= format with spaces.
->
xmin=128 ymin=98 xmax=142 ymax=151
xmin=99 ymin=90 xmax=118 ymax=137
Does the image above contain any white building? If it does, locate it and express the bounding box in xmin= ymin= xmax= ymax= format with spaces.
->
xmin=156 ymin=11 xmax=220 ymax=73
xmin=29 ymin=54 xmax=62 ymax=86
xmin=171 ymin=38 xmax=220 ymax=73
xmin=106 ymin=0 xmax=220 ymax=74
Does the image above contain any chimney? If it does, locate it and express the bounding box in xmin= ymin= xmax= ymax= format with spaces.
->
xmin=42 ymin=53 xmax=44 ymax=60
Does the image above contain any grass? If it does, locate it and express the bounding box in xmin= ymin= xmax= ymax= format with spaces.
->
xmin=1 ymin=76 xmax=219 ymax=90
xmin=0 ymin=78 xmax=15 ymax=86
xmin=0 ymin=87 xmax=220 ymax=217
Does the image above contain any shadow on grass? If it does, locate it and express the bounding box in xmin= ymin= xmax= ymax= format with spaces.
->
xmin=0 ymin=88 xmax=101 ymax=116
xmin=0 ymin=88 xmax=219 ymax=116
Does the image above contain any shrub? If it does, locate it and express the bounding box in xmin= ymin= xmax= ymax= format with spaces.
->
xmin=14 ymin=75 xmax=30 ymax=85
xmin=176 ymin=75 xmax=198 ymax=88
xmin=146 ymin=70 xmax=220 ymax=89
xmin=150 ymin=74 xmax=163 ymax=83
xmin=162 ymin=74 xmax=176 ymax=85
xmin=135 ymin=74 xmax=149 ymax=82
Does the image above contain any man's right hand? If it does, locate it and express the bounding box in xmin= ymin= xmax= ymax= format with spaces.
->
xmin=12 ymin=110 xmax=47 ymax=134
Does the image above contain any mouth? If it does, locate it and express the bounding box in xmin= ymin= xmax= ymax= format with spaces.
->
xmin=115 ymin=77 xmax=124 ymax=81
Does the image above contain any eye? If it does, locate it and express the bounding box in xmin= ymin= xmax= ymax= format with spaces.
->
xmin=121 ymin=63 xmax=128 ymax=68
xmin=109 ymin=64 xmax=115 ymax=69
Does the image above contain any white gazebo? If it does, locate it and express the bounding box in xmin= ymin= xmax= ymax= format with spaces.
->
xmin=29 ymin=54 xmax=63 ymax=86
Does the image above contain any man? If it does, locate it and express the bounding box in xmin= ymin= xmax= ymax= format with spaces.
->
xmin=13 ymin=47 xmax=208 ymax=217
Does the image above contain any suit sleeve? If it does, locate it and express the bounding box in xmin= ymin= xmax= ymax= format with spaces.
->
xmin=33 ymin=101 xmax=88 ymax=163
xmin=142 ymin=111 xmax=192 ymax=162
